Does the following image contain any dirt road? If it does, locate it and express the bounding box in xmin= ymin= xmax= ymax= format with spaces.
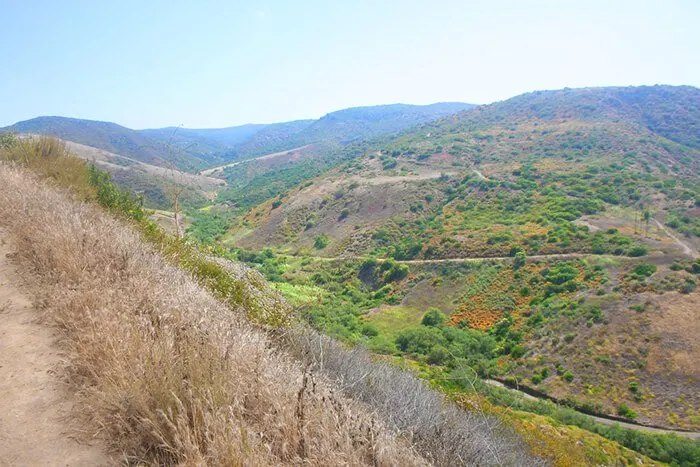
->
xmin=0 ymin=230 xmax=111 ymax=466
xmin=653 ymin=218 xmax=699 ymax=258
xmin=484 ymin=379 xmax=700 ymax=440
xmin=200 ymin=144 xmax=314 ymax=176
xmin=281 ymin=252 xmax=607 ymax=265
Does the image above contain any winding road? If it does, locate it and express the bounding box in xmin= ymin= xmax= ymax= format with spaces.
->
xmin=484 ymin=379 xmax=700 ymax=440
xmin=280 ymin=251 xmax=614 ymax=265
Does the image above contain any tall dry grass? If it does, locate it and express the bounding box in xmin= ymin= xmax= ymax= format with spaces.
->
xmin=0 ymin=163 xmax=426 ymax=465
xmin=214 ymin=259 xmax=543 ymax=466
xmin=1 ymin=135 xmax=95 ymax=200
xmin=0 ymin=136 xmax=544 ymax=465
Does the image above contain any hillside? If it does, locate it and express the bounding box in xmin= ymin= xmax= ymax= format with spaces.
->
xmin=233 ymin=85 xmax=699 ymax=255
xmin=2 ymin=102 xmax=473 ymax=174
xmin=0 ymin=135 xmax=560 ymax=466
xmin=214 ymin=85 xmax=700 ymax=446
xmin=61 ymin=139 xmax=225 ymax=209
xmin=1 ymin=116 xmax=209 ymax=171
xmin=230 ymin=102 xmax=475 ymax=159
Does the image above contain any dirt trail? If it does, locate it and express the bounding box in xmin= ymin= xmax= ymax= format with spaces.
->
xmin=653 ymin=218 xmax=699 ymax=258
xmin=0 ymin=230 xmax=111 ymax=466
xmin=473 ymin=169 xmax=488 ymax=180
xmin=285 ymin=252 xmax=604 ymax=264
xmin=200 ymin=144 xmax=314 ymax=176
xmin=484 ymin=379 xmax=700 ymax=440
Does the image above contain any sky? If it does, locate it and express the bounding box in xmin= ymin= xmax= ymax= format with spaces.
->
xmin=1 ymin=0 xmax=698 ymax=129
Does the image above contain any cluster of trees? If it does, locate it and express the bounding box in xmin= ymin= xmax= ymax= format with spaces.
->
xmin=395 ymin=308 xmax=497 ymax=374
xmin=185 ymin=209 xmax=232 ymax=245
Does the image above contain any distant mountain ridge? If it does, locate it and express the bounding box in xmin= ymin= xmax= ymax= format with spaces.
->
xmin=140 ymin=123 xmax=270 ymax=155
xmin=2 ymin=102 xmax=474 ymax=171
xmin=2 ymin=116 xmax=206 ymax=170
xmin=231 ymin=102 xmax=475 ymax=158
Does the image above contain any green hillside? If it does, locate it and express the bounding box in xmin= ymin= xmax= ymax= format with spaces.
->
xmin=231 ymin=102 xmax=475 ymax=159
xmin=212 ymin=85 xmax=700 ymax=454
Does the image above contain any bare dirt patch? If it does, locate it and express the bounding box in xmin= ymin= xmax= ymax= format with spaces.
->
xmin=0 ymin=230 xmax=111 ymax=466
xmin=64 ymin=140 xmax=226 ymax=190
xmin=200 ymin=144 xmax=315 ymax=176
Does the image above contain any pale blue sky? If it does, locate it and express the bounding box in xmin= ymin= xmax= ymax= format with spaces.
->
xmin=1 ymin=0 xmax=698 ymax=129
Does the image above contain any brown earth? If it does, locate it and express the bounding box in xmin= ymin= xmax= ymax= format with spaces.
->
xmin=0 ymin=230 xmax=112 ymax=466
xmin=62 ymin=140 xmax=226 ymax=190
xmin=200 ymin=144 xmax=315 ymax=176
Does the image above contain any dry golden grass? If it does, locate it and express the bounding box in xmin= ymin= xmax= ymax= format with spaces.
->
xmin=0 ymin=163 xmax=426 ymax=465
xmin=1 ymin=136 xmax=96 ymax=200
xmin=0 ymin=137 xmax=544 ymax=465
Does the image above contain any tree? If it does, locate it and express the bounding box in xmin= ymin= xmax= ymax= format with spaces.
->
xmin=422 ymin=307 xmax=447 ymax=326
xmin=513 ymin=251 xmax=527 ymax=270
xmin=164 ymin=125 xmax=199 ymax=240
xmin=642 ymin=208 xmax=652 ymax=237
xmin=314 ymin=234 xmax=329 ymax=249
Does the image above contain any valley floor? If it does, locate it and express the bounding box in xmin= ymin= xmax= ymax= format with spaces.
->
xmin=0 ymin=229 xmax=111 ymax=466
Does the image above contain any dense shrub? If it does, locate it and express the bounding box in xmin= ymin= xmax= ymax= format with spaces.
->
xmin=422 ymin=307 xmax=447 ymax=326
xmin=314 ymin=234 xmax=329 ymax=249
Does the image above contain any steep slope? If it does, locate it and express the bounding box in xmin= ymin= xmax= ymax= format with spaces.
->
xmin=0 ymin=229 xmax=111 ymax=465
xmin=235 ymin=85 xmax=699 ymax=255
xmin=62 ymin=139 xmax=225 ymax=208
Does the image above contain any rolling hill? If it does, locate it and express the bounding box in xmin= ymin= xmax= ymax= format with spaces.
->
xmin=2 ymin=102 xmax=474 ymax=174
xmin=228 ymin=102 xmax=475 ymax=159
xmin=217 ymin=85 xmax=700 ymax=434
xmin=1 ymin=116 xmax=209 ymax=171
xmin=233 ymin=85 xmax=700 ymax=255
xmin=3 ymin=85 xmax=699 ymax=464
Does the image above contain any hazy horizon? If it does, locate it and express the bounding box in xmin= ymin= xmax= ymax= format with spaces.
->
xmin=2 ymin=0 xmax=699 ymax=129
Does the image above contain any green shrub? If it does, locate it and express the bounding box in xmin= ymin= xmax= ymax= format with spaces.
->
xmin=513 ymin=251 xmax=527 ymax=269
xmin=627 ymin=246 xmax=648 ymax=257
xmin=631 ymin=263 xmax=656 ymax=278
xmin=427 ymin=345 xmax=450 ymax=365
xmin=628 ymin=381 xmax=640 ymax=393
xmin=384 ymin=263 xmax=409 ymax=283
xmin=680 ymin=278 xmax=697 ymax=294
xmin=314 ymin=234 xmax=329 ymax=249
xmin=421 ymin=308 xmax=447 ymax=326
xmin=617 ymin=404 xmax=637 ymax=419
